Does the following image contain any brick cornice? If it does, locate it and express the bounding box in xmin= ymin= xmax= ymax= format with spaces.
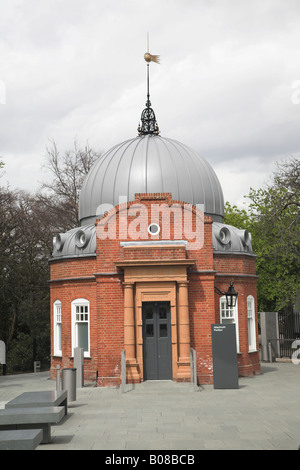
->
xmin=49 ymin=276 xmax=96 ymax=283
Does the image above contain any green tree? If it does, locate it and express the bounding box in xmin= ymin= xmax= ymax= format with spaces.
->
xmin=247 ymin=158 xmax=300 ymax=313
xmin=224 ymin=157 xmax=300 ymax=314
xmin=224 ymin=157 xmax=300 ymax=312
xmin=224 ymin=201 xmax=251 ymax=230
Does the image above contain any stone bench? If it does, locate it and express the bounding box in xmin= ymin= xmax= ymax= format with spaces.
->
xmin=0 ymin=406 xmax=65 ymax=444
xmin=0 ymin=429 xmax=43 ymax=450
xmin=5 ymin=390 xmax=68 ymax=415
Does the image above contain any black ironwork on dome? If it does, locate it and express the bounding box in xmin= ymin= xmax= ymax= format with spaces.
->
xmin=138 ymin=98 xmax=159 ymax=135
xmin=137 ymin=49 xmax=160 ymax=136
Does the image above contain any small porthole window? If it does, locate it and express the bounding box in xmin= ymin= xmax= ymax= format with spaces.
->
xmin=148 ymin=223 xmax=160 ymax=235
xmin=79 ymin=232 xmax=86 ymax=245
xmin=75 ymin=230 xmax=90 ymax=248
xmin=53 ymin=234 xmax=66 ymax=252
xmin=219 ymin=227 xmax=231 ymax=245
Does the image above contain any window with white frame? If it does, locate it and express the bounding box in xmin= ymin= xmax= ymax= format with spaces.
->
xmin=53 ymin=300 xmax=62 ymax=356
xmin=220 ymin=296 xmax=240 ymax=352
xmin=71 ymin=299 xmax=90 ymax=357
xmin=247 ymin=295 xmax=256 ymax=351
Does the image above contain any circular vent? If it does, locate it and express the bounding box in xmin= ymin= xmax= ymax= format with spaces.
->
xmin=148 ymin=223 xmax=160 ymax=235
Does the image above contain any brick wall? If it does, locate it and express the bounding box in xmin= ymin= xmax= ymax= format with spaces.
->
xmin=95 ymin=275 xmax=124 ymax=386
xmin=50 ymin=193 xmax=260 ymax=386
xmin=214 ymin=254 xmax=260 ymax=379
xmin=50 ymin=265 xmax=98 ymax=382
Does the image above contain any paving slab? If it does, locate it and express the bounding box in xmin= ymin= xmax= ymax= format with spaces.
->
xmin=1 ymin=363 xmax=300 ymax=450
xmin=0 ymin=429 xmax=43 ymax=450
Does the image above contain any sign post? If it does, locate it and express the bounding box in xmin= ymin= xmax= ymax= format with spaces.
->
xmin=0 ymin=340 xmax=6 ymax=375
xmin=211 ymin=324 xmax=239 ymax=389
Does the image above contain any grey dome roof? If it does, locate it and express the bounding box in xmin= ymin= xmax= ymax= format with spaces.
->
xmin=79 ymin=135 xmax=224 ymax=225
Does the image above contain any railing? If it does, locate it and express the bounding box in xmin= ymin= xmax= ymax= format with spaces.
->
xmin=277 ymin=311 xmax=300 ymax=359
xmin=267 ymin=338 xmax=300 ymax=361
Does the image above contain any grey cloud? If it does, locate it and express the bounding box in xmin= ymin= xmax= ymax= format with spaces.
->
xmin=1 ymin=0 xmax=300 ymax=206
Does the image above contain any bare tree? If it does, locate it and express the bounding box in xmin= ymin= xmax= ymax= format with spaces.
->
xmin=0 ymin=189 xmax=49 ymax=354
xmin=273 ymin=156 xmax=300 ymax=215
xmin=40 ymin=140 xmax=102 ymax=227
xmin=0 ymin=142 xmax=103 ymax=372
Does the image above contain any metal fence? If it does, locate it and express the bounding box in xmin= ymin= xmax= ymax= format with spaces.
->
xmin=279 ymin=311 xmax=300 ymax=337
xmin=267 ymin=311 xmax=300 ymax=360
xmin=278 ymin=311 xmax=300 ymax=358
xmin=267 ymin=338 xmax=298 ymax=361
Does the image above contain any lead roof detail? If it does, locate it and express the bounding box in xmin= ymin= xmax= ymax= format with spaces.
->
xmin=51 ymin=222 xmax=253 ymax=260
xmin=78 ymin=135 xmax=225 ymax=226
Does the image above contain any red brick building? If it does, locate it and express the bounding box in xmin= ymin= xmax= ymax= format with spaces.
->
xmin=50 ymin=89 xmax=260 ymax=386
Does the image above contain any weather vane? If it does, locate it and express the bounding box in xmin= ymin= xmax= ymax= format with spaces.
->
xmin=138 ymin=33 xmax=160 ymax=136
xmin=144 ymin=32 xmax=160 ymax=64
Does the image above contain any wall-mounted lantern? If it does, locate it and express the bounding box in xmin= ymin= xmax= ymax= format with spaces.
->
xmin=215 ymin=282 xmax=238 ymax=308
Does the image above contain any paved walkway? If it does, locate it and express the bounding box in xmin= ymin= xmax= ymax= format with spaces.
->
xmin=0 ymin=362 xmax=300 ymax=450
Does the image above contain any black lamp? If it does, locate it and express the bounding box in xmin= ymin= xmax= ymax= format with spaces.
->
xmin=225 ymin=282 xmax=238 ymax=308
xmin=215 ymin=282 xmax=238 ymax=308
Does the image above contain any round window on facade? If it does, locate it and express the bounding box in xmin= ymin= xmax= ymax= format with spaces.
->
xmin=148 ymin=223 xmax=160 ymax=235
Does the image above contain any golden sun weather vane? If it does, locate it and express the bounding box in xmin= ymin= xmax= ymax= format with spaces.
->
xmin=144 ymin=52 xmax=160 ymax=64
xmin=144 ymin=32 xmax=160 ymax=64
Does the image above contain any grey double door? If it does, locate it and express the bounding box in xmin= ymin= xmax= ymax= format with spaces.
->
xmin=142 ymin=302 xmax=172 ymax=380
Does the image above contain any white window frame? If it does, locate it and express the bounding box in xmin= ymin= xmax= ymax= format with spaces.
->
xmin=220 ymin=296 xmax=240 ymax=352
xmin=247 ymin=295 xmax=257 ymax=352
xmin=53 ymin=300 xmax=62 ymax=356
xmin=71 ymin=298 xmax=90 ymax=357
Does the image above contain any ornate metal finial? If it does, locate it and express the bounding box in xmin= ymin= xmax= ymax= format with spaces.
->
xmin=138 ymin=98 xmax=160 ymax=136
xmin=138 ymin=34 xmax=160 ymax=136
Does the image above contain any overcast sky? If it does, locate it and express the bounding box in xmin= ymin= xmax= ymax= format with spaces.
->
xmin=1 ymin=0 xmax=300 ymax=207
